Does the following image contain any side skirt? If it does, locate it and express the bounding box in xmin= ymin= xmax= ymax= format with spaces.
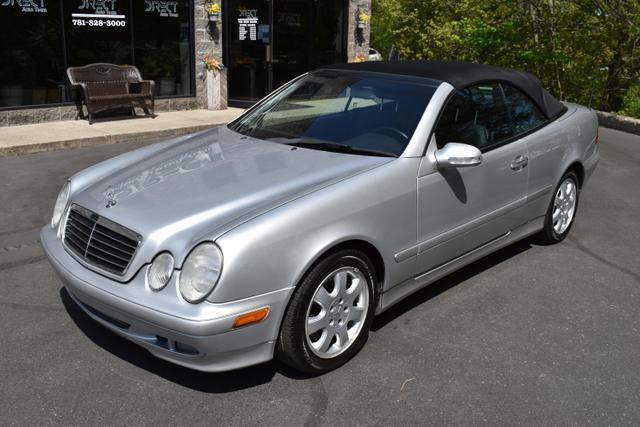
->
xmin=375 ymin=216 xmax=544 ymax=315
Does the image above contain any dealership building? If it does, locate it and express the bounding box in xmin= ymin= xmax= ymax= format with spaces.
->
xmin=0 ymin=0 xmax=372 ymax=125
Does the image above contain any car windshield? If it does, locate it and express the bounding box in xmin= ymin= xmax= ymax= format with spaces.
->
xmin=228 ymin=71 xmax=438 ymax=157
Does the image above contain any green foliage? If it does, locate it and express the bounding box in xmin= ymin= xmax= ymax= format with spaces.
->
xmin=370 ymin=0 xmax=640 ymax=117
xmin=619 ymin=85 xmax=640 ymax=118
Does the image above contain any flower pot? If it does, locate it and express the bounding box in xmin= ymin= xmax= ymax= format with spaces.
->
xmin=357 ymin=22 xmax=366 ymax=29
xmin=159 ymin=78 xmax=176 ymax=96
xmin=206 ymin=69 xmax=227 ymax=110
xmin=208 ymin=13 xmax=219 ymax=22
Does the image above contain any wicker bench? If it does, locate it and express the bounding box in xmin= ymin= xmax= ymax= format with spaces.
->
xmin=67 ymin=63 xmax=155 ymax=124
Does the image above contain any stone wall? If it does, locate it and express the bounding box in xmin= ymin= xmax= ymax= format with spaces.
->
xmin=0 ymin=97 xmax=199 ymax=127
xmin=597 ymin=111 xmax=640 ymax=135
xmin=347 ymin=0 xmax=372 ymax=62
xmin=194 ymin=1 xmax=226 ymax=109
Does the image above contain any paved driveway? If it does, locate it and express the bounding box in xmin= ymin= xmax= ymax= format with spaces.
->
xmin=0 ymin=127 xmax=638 ymax=425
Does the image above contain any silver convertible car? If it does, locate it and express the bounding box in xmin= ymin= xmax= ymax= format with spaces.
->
xmin=42 ymin=61 xmax=599 ymax=374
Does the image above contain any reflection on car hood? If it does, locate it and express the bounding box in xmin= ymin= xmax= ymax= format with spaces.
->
xmin=73 ymin=126 xmax=392 ymax=244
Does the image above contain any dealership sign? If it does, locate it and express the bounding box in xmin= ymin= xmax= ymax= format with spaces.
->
xmin=72 ymin=0 xmax=126 ymax=27
xmin=78 ymin=0 xmax=118 ymax=15
xmin=1 ymin=0 xmax=47 ymax=13
xmin=238 ymin=8 xmax=258 ymax=41
xmin=144 ymin=0 xmax=179 ymax=18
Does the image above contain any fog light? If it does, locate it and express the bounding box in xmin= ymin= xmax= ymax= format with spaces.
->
xmin=233 ymin=307 xmax=270 ymax=328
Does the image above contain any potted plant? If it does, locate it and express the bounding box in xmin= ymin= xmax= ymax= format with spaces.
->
xmin=141 ymin=45 xmax=179 ymax=96
xmin=357 ymin=9 xmax=369 ymax=29
xmin=354 ymin=53 xmax=366 ymax=63
xmin=206 ymin=2 xmax=221 ymax=22
xmin=202 ymin=55 xmax=224 ymax=72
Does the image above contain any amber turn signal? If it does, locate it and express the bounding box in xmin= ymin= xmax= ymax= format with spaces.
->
xmin=233 ymin=307 xmax=270 ymax=328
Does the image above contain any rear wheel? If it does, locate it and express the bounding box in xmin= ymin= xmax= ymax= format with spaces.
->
xmin=537 ymin=171 xmax=580 ymax=244
xmin=277 ymin=249 xmax=377 ymax=374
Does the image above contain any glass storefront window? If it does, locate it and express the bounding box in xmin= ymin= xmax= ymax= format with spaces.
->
xmin=133 ymin=0 xmax=192 ymax=96
xmin=0 ymin=0 xmax=66 ymax=107
xmin=0 ymin=0 xmax=194 ymax=108
xmin=64 ymin=0 xmax=132 ymax=67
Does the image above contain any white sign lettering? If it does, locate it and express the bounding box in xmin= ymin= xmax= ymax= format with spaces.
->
xmin=144 ymin=0 xmax=178 ymax=18
xmin=1 ymin=0 xmax=47 ymax=13
xmin=78 ymin=0 xmax=117 ymax=15
xmin=72 ymin=18 xmax=126 ymax=27
xmin=238 ymin=8 xmax=258 ymax=41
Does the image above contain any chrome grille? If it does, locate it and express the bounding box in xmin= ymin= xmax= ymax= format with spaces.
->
xmin=64 ymin=204 xmax=141 ymax=275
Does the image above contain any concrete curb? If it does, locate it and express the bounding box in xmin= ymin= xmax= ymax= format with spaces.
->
xmin=0 ymin=122 xmax=224 ymax=158
xmin=596 ymin=111 xmax=640 ymax=135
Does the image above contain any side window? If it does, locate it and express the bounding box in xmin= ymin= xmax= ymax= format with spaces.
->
xmin=501 ymin=83 xmax=547 ymax=135
xmin=434 ymin=83 xmax=512 ymax=150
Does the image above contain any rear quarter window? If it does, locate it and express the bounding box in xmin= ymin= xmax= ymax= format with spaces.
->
xmin=501 ymin=83 xmax=547 ymax=136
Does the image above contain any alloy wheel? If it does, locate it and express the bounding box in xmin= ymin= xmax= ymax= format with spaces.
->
xmin=304 ymin=266 xmax=370 ymax=359
xmin=553 ymin=178 xmax=577 ymax=234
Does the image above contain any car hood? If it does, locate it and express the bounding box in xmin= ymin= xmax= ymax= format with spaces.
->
xmin=71 ymin=126 xmax=391 ymax=272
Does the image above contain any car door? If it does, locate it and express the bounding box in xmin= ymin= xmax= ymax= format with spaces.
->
xmin=415 ymin=82 xmax=530 ymax=274
xmin=499 ymin=83 xmax=559 ymax=219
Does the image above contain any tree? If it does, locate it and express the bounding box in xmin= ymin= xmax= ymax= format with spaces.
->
xmin=370 ymin=0 xmax=640 ymax=115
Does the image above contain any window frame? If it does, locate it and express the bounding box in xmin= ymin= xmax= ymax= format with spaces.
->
xmin=427 ymin=79 xmax=555 ymax=156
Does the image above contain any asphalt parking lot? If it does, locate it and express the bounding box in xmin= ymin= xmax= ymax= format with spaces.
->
xmin=0 ymin=127 xmax=639 ymax=425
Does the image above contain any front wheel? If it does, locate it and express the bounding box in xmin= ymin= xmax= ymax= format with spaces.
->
xmin=276 ymin=249 xmax=377 ymax=374
xmin=537 ymin=171 xmax=580 ymax=244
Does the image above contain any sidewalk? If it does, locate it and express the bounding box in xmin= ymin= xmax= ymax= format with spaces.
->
xmin=0 ymin=108 xmax=245 ymax=157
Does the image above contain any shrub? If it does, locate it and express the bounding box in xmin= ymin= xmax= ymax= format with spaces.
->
xmin=618 ymin=85 xmax=640 ymax=119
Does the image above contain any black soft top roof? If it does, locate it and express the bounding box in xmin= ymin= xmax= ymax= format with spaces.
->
xmin=321 ymin=60 xmax=566 ymax=119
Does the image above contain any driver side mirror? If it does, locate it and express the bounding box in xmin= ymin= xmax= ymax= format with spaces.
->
xmin=434 ymin=142 xmax=482 ymax=168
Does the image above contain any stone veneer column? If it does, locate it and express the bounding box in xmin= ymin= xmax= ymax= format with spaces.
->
xmin=346 ymin=0 xmax=372 ymax=62
xmin=194 ymin=1 xmax=227 ymax=109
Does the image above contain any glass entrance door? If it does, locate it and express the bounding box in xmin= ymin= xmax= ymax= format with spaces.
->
xmin=224 ymin=0 xmax=272 ymax=105
xmin=224 ymin=0 xmax=346 ymax=106
xmin=272 ymin=0 xmax=346 ymax=89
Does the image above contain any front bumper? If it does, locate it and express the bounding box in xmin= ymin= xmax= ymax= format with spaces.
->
xmin=41 ymin=226 xmax=293 ymax=372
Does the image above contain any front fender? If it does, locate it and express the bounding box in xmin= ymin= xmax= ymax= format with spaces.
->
xmin=209 ymin=158 xmax=422 ymax=303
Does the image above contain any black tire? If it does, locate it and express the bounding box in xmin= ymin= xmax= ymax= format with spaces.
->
xmin=276 ymin=249 xmax=377 ymax=374
xmin=536 ymin=170 xmax=580 ymax=244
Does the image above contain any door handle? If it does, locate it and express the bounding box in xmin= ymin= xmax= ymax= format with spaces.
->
xmin=510 ymin=155 xmax=529 ymax=171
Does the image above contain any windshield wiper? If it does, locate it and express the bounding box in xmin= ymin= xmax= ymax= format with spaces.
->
xmin=285 ymin=141 xmax=397 ymax=158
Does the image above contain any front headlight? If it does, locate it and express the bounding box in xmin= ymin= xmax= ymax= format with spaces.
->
xmin=51 ymin=181 xmax=70 ymax=228
xmin=147 ymin=253 xmax=175 ymax=291
xmin=179 ymin=242 xmax=223 ymax=303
